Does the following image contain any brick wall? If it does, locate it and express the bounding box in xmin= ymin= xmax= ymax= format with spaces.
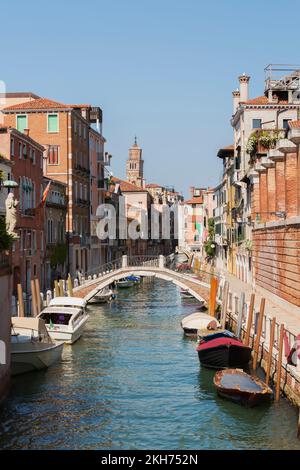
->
xmin=253 ymin=225 xmax=300 ymax=306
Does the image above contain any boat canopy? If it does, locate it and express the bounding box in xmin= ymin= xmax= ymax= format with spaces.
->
xmin=11 ymin=317 xmax=49 ymax=337
xmin=49 ymin=297 xmax=86 ymax=309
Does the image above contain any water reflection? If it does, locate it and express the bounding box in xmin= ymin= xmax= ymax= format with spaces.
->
xmin=0 ymin=279 xmax=299 ymax=450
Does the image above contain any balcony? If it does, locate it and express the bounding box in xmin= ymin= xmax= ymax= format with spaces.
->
xmin=288 ymin=127 xmax=300 ymax=144
xmin=75 ymin=198 xmax=89 ymax=207
xmin=75 ymin=164 xmax=90 ymax=176
xmin=277 ymin=139 xmax=297 ymax=154
xmin=268 ymin=148 xmax=285 ymax=162
xmin=260 ymin=156 xmax=275 ymax=169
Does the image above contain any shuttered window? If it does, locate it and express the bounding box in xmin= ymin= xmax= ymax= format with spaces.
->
xmin=48 ymin=146 xmax=59 ymax=165
xmin=16 ymin=115 xmax=27 ymax=133
xmin=47 ymin=114 xmax=58 ymax=133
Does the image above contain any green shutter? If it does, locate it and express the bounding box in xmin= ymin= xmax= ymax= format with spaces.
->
xmin=17 ymin=115 xmax=27 ymax=133
xmin=48 ymin=114 xmax=58 ymax=133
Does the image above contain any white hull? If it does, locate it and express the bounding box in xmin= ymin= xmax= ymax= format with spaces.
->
xmin=11 ymin=342 xmax=63 ymax=376
xmin=46 ymin=315 xmax=89 ymax=344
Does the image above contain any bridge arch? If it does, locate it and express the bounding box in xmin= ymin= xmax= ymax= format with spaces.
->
xmin=73 ymin=256 xmax=214 ymax=305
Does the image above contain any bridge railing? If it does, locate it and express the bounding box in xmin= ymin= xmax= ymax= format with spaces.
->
xmin=127 ymin=255 xmax=159 ymax=268
xmin=82 ymin=258 xmax=122 ymax=279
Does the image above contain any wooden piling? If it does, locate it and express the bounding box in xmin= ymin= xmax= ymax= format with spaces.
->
xmin=220 ymin=281 xmax=229 ymax=329
xmin=209 ymin=277 xmax=218 ymax=317
xmin=17 ymin=283 xmax=24 ymax=317
xmin=252 ymin=297 xmax=265 ymax=370
xmin=59 ymin=279 xmax=64 ymax=297
xmin=34 ymin=278 xmax=41 ymax=314
xmin=266 ymin=317 xmax=276 ymax=386
xmin=31 ymin=279 xmax=38 ymax=317
xmin=275 ymin=323 xmax=285 ymax=402
xmin=54 ymin=280 xmax=60 ymax=298
xmin=244 ymin=293 xmax=255 ymax=346
xmin=67 ymin=274 xmax=73 ymax=297
xmin=236 ymin=292 xmax=245 ymax=339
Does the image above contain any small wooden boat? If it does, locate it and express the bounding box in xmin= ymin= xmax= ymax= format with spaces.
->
xmin=198 ymin=329 xmax=238 ymax=343
xmin=214 ymin=369 xmax=273 ymax=406
xmin=197 ymin=337 xmax=252 ymax=369
xmin=180 ymin=289 xmax=194 ymax=299
xmin=88 ymin=288 xmax=116 ymax=304
xmin=117 ymin=279 xmax=135 ymax=288
xmin=181 ymin=312 xmax=220 ymax=337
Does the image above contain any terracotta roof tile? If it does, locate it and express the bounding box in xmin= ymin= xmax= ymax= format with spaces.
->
xmin=146 ymin=183 xmax=162 ymax=188
xmin=242 ymin=96 xmax=288 ymax=105
xmin=288 ymin=120 xmax=300 ymax=129
xmin=3 ymin=98 xmax=70 ymax=111
xmin=185 ymin=196 xmax=203 ymax=205
xmin=112 ymin=177 xmax=147 ymax=192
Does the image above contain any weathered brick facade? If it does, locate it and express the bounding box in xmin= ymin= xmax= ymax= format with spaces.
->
xmin=253 ymin=225 xmax=300 ymax=306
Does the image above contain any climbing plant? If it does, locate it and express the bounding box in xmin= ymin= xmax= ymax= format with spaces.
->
xmin=204 ymin=218 xmax=216 ymax=258
xmin=246 ymin=130 xmax=282 ymax=156
xmin=0 ymin=216 xmax=14 ymax=251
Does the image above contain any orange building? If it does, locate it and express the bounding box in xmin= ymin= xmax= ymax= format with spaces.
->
xmin=2 ymin=98 xmax=104 ymax=275
xmin=0 ymin=126 xmax=45 ymax=298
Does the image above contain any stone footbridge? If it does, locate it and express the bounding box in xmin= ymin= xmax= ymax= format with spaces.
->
xmin=73 ymin=255 xmax=214 ymax=304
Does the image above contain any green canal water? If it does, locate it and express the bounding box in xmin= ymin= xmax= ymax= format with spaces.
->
xmin=0 ymin=278 xmax=300 ymax=450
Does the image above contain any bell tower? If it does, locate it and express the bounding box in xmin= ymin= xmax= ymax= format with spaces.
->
xmin=126 ymin=137 xmax=144 ymax=187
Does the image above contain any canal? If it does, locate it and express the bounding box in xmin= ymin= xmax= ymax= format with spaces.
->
xmin=0 ymin=278 xmax=300 ymax=450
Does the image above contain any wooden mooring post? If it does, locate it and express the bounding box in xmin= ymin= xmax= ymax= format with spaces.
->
xmin=244 ymin=293 xmax=255 ymax=346
xmin=275 ymin=323 xmax=285 ymax=402
xmin=220 ymin=281 xmax=229 ymax=329
xmin=17 ymin=283 xmax=24 ymax=317
xmin=54 ymin=280 xmax=60 ymax=298
xmin=236 ymin=292 xmax=245 ymax=339
xmin=67 ymin=274 xmax=73 ymax=296
xmin=209 ymin=277 xmax=218 ymax=317
xmin=31 ymin=279 xmax=38 ymax=317
xmin=266 ymin=317 xmax=276 ymax=386
xmin=252 ymin=297 xmax=265 ymax=370
xmin=34 ymin=278 xmax=41 ymax=315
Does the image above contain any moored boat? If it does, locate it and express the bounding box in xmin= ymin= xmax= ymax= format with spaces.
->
xmin=196 ymin=337 xmax=252 ymax=369
xmin=11 ymin=317 xmax=63 ymax=376
xmin=117 ymin=279 xmax=135 ymax=288
xmin=181 ymin=312 xmax=220 ymax=336
xmin=126 ymin=275 xmax=141 ymax=283
xmin=38 ymin=297 xmax=89 ymax=344
xmin=198 ymin=329 xmax=238 ymax=343
xmin=214 ymin=369 xmax=273 ymax=406
xmin=88 ymin=288 xmax=116 ymax=304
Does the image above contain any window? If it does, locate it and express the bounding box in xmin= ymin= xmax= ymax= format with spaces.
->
xmin=16 ymin=115 xmax=27 ymax=133
xmin=10 ymin=138 xmax=15 ymax=156
xmin=48 ymin=146 xmax=59 ymax=165
xmin=83 ymin=126 xmax=87 ymax=139
xmin=31 ymin=149 xmax=36 ymax=164
xmin=283 ymin=119 xmax=291 ymax=130
xmin=252 ymin=119 xmax=262 ymax=129
xmin=19 ymin=143 xmax=22 ymax=159
xmin=47 ymin=114 xmax=59 ymax=133
xmin=23 ymin=144 xmax=27 ymax=158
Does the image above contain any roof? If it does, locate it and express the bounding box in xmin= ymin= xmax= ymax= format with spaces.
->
xmin=146 ymin=183 xmax=162 ymax=189
xmin=242 ymin=95 xmax=288 ymax=105
xmin=184 ymin=196 xmax=203 ymax=205
xmin=3 ymin=98 xmax=71 ymax=112
xmin=112 ymin=177 xmax=147 ymax=193
xmin=288 ymin=120 xmax=300 ymax=129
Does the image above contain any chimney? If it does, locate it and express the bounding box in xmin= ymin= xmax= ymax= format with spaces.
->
xmin=232 ymin=89 xmax=240 ymax=115
xmin=190 ymin=186 xmax=195 ymax=198
xmin=238 ymin=73 xmax=250 ymax=102
xmin=24 ymin=128 xmax=30 ymax=137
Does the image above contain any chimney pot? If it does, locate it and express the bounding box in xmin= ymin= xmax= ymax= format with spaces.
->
xmin=24 ymin=128 xmax=30 ymax=136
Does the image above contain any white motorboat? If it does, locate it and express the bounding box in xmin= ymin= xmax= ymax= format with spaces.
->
xmin=88 ymin=288 xmax=116 ymax=304
xmin=116 ymin=279 xmax=135 ymax=288
xmin=181 ymin=311 xmax=221 ymax=337
xmin=11 ymin=317 xmax=63 ymax=376
xmin=38 ymin=297 xmax=89 ymax=344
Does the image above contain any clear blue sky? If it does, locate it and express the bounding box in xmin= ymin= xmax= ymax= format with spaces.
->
xmin=2 ymin=0 xmax=300 ymax=196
